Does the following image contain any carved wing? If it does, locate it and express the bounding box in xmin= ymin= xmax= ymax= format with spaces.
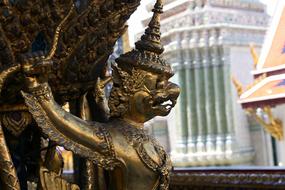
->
xmin=21 ymin=91 xmax=119 ymax=170
xmin=0 ymin=0 xmax=75 ymax=103
xmin=0 ymin=0 xmax=141 ymax=104
xmin=48 ymin=0 xmax=141 ymax=102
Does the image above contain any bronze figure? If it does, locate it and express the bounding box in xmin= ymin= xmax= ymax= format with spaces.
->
xmin=0 ymin=0 xmax=180 ymax=189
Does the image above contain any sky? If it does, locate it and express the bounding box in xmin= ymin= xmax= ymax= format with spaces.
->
xmin=261 ymin=0 xmax=278 ymax=15
xmin=128 ymin=0 xmax=153 ymax=45
xmin=127 ymin=0 xmax=278 ymax=46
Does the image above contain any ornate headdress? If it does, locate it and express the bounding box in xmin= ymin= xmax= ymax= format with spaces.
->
xmin=109 ymin=0 xmax=174 ymax=117
xmin=115 ymin=0 xmax=174 ymax=77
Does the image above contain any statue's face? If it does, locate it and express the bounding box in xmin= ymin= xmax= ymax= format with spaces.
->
xmin=126 ymin=70 xmax=180 ymax=123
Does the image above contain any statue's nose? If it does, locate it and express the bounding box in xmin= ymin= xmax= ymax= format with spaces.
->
xmin=167 ymin=82 xmax=180 ymax=100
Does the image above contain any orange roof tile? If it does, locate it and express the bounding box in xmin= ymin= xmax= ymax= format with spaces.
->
xmin=254 ymin=2 xmax=285 ymax=75
xmin=240 ymin=2 xmax=285 ymax=107
xmin=240 ymin=74 xmax=285 ymax=108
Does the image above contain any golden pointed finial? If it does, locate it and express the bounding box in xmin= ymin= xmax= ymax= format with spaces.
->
xmin=263 ymin=106 xmax=283 ymax=140
xmin=250 ymin=43 xmax=259 ymax=68
xmin=231 ymin=75 xmax=243 ymax=97
xmin=248 ymin=106 xmax=283 ymax=141
xmin=135 ymin=0 xmax=164 ymax=54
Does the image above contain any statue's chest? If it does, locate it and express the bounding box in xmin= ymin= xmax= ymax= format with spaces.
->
xmin=109 ymin=125 xmax=172 ymax=190
xmin=113 ymin=126 xmax=162 ymax=166
xmin=113 ymin=125 xmax=171 ymax=173
xmin=141 ymin=142 xmax=161 ymax=165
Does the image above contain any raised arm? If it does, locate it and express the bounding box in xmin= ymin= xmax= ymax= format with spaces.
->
xmin=21 ymin=57 xmax=118 ymax=169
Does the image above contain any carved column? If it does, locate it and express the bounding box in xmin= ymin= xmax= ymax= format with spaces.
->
xmin=210 ymin=28 xmax=227 ymax=164
xmin=219 ymin=35 xmax=235 ymax=162
xmin=209 ymin=29 xmax=219 ymax=160
xmin=201 ymin=30 xmax=216 ymax=164
xmin=182 ymin=31 xmax=198 ymax=165
xmin=191 ymin=30 xmax=207 ymax=165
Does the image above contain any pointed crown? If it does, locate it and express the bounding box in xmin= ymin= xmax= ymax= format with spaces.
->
xmin=115 ymin=0 xmax=174 ymax=77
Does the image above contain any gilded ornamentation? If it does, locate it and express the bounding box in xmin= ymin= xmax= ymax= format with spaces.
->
xmin=0 ymin=111 xmax=32 ymax=136
xmin=245 ymin=73 xmax=267 ymax=92
xmin=231 ymin=75 xmax=243 ymax=96
xmin=247 ymin=106 xmax=283 ymax=140
xmin=116 ymin=121 xmax=172 ymax=188
xmin=0 ymin=0 xmax=141 ymax=103
xmin=250 ymin=43 xmax=259 ymax=68
xmin=232 ymin=77 xmax=283 ymax=140
xmin=22 ymin=90 xmax=119 ymax=170
xmin=0 ymin=0 xmax=180 ymax=189
xmin=232 ymin=73 xmax=266 ymax=98
xmin=0 ymin=125 xmax=20 ymax=190
xmin=108 ymin=66 xmax=148 ymax=117
xmin=232 ymin=46 xmax=282 ymax=140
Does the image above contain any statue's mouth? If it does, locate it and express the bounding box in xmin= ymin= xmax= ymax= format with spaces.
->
xmin=152 ymin=95 xmax=177 ymax=114
xmin=147 ymin=81 xmax=180 ymax=116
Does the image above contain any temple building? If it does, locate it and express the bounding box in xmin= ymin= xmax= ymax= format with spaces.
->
xmin=143 ymin=0 xmax=270 ymax=166
xmin=237 ymin=0 xmax=285 ymax=166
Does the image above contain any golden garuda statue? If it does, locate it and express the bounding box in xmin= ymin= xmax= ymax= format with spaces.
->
xmin=0 ymin=0 xmax=180 ymax=189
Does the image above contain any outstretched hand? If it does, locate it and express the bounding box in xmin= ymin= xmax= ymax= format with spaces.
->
xmin=21 ymin=52 xmax=53 ymax=88
xmin=22 ymin=52 xmax=52 ymax=76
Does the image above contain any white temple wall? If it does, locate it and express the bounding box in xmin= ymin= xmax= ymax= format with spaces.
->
xmin=229 ymin=46 xmax=256 ymax=149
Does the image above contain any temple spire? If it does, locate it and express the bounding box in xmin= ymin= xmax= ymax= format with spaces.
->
xmin=135 ymin=0 xmax=164 ymax=54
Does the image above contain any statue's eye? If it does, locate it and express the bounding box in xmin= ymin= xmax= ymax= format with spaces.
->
xmin=144 ymin=74 xmax=158 ymax=90
xmin=156 ymin=79 xmax=166 ymax=89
